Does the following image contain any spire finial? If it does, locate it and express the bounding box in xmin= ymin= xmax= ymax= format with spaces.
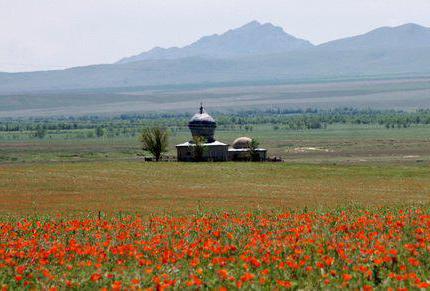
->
xmin=199 ymin=102 xmax=204 ymax=114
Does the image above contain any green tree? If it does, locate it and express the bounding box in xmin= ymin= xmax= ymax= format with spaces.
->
xmin=140 ymin=127 xmax=169 ymax=162
xmin=34 ymin=125 xmax=46 ymax=139
xmin=192 ymin=136 xmax=206 ymax=162
xmin=95 ymin=126 xmax=105 ymax=137
xmin=249 ymin=138 xmax=261 ymax=162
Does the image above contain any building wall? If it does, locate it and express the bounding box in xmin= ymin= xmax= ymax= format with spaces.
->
xmin=255 ymin=150 xmax=267 ymax=161
xmin=177 ymin=145 xmax=229 ymax=162
xmin=228 ymin=149 xmax=267 ymax=161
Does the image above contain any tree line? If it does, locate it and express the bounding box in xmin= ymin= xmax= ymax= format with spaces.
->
xmin=1 ymin=108 xmax=430 ymax=139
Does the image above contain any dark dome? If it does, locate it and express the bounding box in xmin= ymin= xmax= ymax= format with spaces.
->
xmin=188 ymin=104 xmax=216 ymax=143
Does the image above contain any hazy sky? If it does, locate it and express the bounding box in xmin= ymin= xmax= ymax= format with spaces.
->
xmin=1 ymin=0 xmax=430 ymax=72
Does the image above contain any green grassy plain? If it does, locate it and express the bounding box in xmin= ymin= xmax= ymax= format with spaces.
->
xmin=1 ymin=123 xmax=429 ymax=217
xmin=1 ymin=124 xmax=429 ymax=164
xmin=1 ymin=161 xmax=429 ymax=216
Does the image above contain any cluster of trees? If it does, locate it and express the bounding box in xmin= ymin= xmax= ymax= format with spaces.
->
xmin=1 ymin=108 xmax=430 ymax=140
xmin=216 ymin=108 xmax=430 ymax=130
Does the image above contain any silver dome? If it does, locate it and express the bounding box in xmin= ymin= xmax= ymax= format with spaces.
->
xmin=188 ymin=104 xmax=217 ymax=143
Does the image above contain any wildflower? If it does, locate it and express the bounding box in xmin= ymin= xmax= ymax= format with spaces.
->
xmin=277 ymin=280 xmax=292 ymax=288
xmin=218 ymin=269 xmax=229 ymax=280
xmin=15 ymin=266 xmax=25 ymax=274
xmin=324 ymin=256 xmax=334 ymax=266
xmin=343 ymin=274 xmax=353 ymax=281
xmin=112 ymin=281 xmax=122 ymax=290
xmin=417 ymin=282 xmax=430 ymax=288
xmin=408 ymin=257 xmax=420 ymax=266
xmin=131 ymin=278 xmax=140 ymax=285
xmin=240 ymin=272 xmax=255 ymax=282
xmin=90 ymin=273 xmax=102 ymax=282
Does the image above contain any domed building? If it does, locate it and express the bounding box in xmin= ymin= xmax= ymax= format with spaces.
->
xmin=232 ymin=137 xmax=253 ymax=149
xmin=228 ymin=137 xmax=267 ymax=161
xmin=188 ymin=105 xmax=217 ymax=143
xmin=176 ymin=104 xmax=267 ymax=162
xmin=176 ymin=104 xmax=229 ymax=162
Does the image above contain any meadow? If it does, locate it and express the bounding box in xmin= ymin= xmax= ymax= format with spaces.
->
xmin=0 ymin=161 xmax=429 ymax=216
xmin=1 ymin=123 xmax=430 ymax=164
xmin=1 ymin=118 xmax=430 ymax=215
xmin=1 ymin=109 xmax=430 ymax=289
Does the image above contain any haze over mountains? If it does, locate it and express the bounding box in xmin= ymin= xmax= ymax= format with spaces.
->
xmin=118 ymin=21 xmax=313 ymax=63
xmin=320 ymin=23 xmax=430 ymax=50
xmin=1 ymin=21 xmax=430 ymax=95
xmin=119 ymin=22 xmax=430 ymax=63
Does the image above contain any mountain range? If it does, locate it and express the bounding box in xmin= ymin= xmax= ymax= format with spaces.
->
xmin=1 ymin=21 xmax=430 ymax=94
xmin=117 ymin=21 xmax=313 ymax=63
xmin=118 ymin=22 xmax=430 ymax=63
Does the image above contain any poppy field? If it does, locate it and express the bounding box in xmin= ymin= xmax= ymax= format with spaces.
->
xmin=1 ymin=206 xmax=430 ymax=290
xmin=1 ymin=162 xmax=430 ymax=289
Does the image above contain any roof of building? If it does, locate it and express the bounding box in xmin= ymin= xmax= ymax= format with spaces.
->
xmin=189 ymin=104 xmax=215 ymax=124
xmin=228 ymin=148 xmax=267 ymax=152
xmin=176 ymin=140 xmax=228 ymax=147
xmin=232 ymin=137 xmax=253 ymax=149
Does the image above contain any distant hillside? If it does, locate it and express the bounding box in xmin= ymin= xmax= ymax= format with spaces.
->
xmin=0 ymin=22 xmax=430 ymax=95
xmin=1 ymin=47 xmax=430 ymax=94
xmin=117 ymin=21 xmax=314 ymax=63
xmin=319 ymin=23 xmax=430 ymax=50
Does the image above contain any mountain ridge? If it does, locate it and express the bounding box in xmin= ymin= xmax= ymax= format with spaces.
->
xmin=117 ymin=21 xmax=314 ymax=64
xmin=318 ymin=23 xmax=430 ymax=50
xmin=118 ymin=21 xmax=430 ymax=64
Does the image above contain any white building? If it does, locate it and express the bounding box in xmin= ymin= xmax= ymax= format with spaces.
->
xmin=176 ymin=105 xmax=267 ymax=162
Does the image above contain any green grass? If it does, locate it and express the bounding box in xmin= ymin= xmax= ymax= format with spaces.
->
xmin=1 ymin=161 xmax=429 ymax=216
xmin=1 ymin=124 xmax=429 ymax=164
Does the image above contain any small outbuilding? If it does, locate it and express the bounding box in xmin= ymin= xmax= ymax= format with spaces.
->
xmin=228 ymin=137 xmax=267 ymax=161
